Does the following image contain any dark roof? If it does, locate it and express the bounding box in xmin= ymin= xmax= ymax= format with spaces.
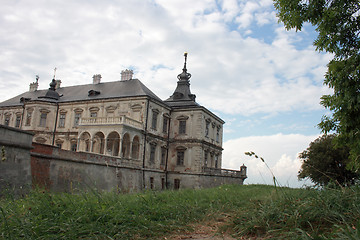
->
xmin=0 ymin=79 xmax=163 ymax=107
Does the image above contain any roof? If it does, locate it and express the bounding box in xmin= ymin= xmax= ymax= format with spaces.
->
xmin=0 ymin=79 xmax=163 ymax=107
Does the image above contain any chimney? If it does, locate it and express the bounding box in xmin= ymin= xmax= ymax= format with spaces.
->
xmin=55 ymin=80 xmax=61 ymax=89
xmin=121 ymin=69 xmax=133 ymax=81
xmin=29 ymin=75 xmax=39 ymax=92
xmin=93 ymin=74 xmax=102 ymax=84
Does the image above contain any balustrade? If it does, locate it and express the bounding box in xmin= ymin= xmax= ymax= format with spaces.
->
xmin=80 ymin=115 xmax=143 ymax=129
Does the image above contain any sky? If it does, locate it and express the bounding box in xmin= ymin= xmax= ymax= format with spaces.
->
xmin=0 ymin=0 xmax=334 ymax=188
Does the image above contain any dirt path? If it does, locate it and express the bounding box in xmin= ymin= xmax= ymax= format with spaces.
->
xmin=164 ymin=214 xmax=237 ymax=240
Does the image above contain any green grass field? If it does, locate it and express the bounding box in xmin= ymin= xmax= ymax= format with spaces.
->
xmin=1 ymin=185 xmax=360 ymax=239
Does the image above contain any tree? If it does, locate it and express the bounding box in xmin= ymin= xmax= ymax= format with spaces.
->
xmin=273 ymin=0 xmax=360 ymax=170
xmin=298 ymin=134 xmax=359 ymax=186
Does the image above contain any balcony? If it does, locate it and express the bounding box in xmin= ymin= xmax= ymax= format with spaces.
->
xmin=202 ymin=167 xmax=247 ymax=178
xmin=80 ymin=116 xmax=143 ymax=129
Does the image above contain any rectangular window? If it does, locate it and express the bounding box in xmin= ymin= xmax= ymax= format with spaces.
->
xmin=39 ymin=113 xmax=47 ymax=127
xmin=15 ymin=115 xmax=21 ymax=128
xmin=216 ymin=127 xmax=220 ymax=142
xmin=177 ymin=150 xmax=184 ymax=166
xmin=71 ymin=143 xmax=77 ymax=152
xmin=59 ymin=113 xmax=66 ymax=128
xmin=150 ymin=177 xmax=154 ymax=189
xmin=56 ymin=143 xmax=62 ymax=149
xmin=204 ymin=151 xmax=208 ymax=167
xmin=74 ymin=113 xmax=81 ymax=126
xmin=215 ymin=155 xmax=219 ymax=168
xmin=179 ymin=120 xmax=186 ymax=134
xmin=151 ymin=111 xmax=158 ymax=130
xmin=150 ymin=145 xmax=156 ymax=163
xmin=161 ymin=178 xmax=165 ymax=190
xmin=90 ymin=112 xmax=97 ymax=118
xmin=26 ymin=111 xmax=32 ymax=126
xmin=161 ymin=147 xmax=166 ymax=165
xmin=205 ymin=121 xmax=210 ymax=137
xmin=162 ymin=117 xmax=168 ymax=133
xmin=4 ymin=116 xmax=10 ymax=126
xmin=174 ymin=179 xmax=180 ymax=190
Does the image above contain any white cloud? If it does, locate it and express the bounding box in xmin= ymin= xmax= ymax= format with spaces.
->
xmin=0 ymin=1 xmax=332 ymax=189
xmin=223 ymin=133 xmax=319 ymax=187
xmin=0 ymin=0 xmax=331 ymax=120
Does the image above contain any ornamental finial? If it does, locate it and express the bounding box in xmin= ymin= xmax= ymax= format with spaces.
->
xmin=183 ymin=52 xmax=188 ymax=70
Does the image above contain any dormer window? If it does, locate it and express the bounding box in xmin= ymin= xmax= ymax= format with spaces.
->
xmin=88 ymin=90 xmax=100 ymax=96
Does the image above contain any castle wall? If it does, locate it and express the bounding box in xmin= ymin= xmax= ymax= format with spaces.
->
xmin=0 ymin=125 xmax=34 ymax=196
xmin=0 ymin=125 xmax=246 ymax=194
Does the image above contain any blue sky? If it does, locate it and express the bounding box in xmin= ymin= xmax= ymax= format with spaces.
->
xmin=0 ymin=0 xmax=333 ymax=187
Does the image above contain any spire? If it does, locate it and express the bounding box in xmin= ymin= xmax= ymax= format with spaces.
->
xmin=165 ymin=52 xmax=197 ymax=107
xmin=177 ymin=52 xmax=191 ymax=82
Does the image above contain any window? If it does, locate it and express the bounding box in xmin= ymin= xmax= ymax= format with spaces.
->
xmin=215 ymin=155 xmax=219 ymax=168
xmin=161 ymin=178 xmax=165 ymax=190
xmin=205 ymin=120 xmax=210 ymax=137
xmin=15 ymin=115 xmax=21 ymax=128
xmin=74 ymin=113 xmax=81 ymax=126
xmin=26 ymin=111 xmax=32 ymax=126
xmin=151 ymin=110 xmax=158 ymax=130
xmin=71 ymin=143 xmax=77 ymax=152
xmin=174 ymin=179 xmax=180 ymax=190
xmin=39 ymin=112 xmax=47 ymax=127
xmin=59 ymin=113 xmax=66 ymax=128
xmin=216 ymin=127 xmax=220 ymax=142
xmin=89 ymin=107 xmax=99 ymax=118
xmin=177 ymin=150 xmax=185 ymax=166
xmin=150 ymin=177 xmax=154 ymax=189
xmin=162 ymin=117 xmax=168 ymax=133
xmin=179 ymin=120 xmax=186 ymax=134
xmin=161 ymin=147 xmax=166 ymax=165
xmin=85 ymin=141 xmax=90 ymax=152
xmin=150 ymin=144 xmax=156 ymax=163
xmin=4 ymin=115 xmax=10 ymax=126
xmin=56 ymin=143 xmax=62 ymax=149
xmin=90 ymin=112 xmax=97 ymax=118
xmin=204 ymin=150 xmax=208 ymax=167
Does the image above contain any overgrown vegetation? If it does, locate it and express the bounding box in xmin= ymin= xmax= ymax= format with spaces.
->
xmin=298 ymin=134 xmax=360 ymax=186
xmin=1 ymin=185 xmax=360 ymax=239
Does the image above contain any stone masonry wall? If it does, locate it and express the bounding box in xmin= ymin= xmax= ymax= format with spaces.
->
xmin=0 ymin=125 xmax=245 ymax=194
xmin=0 ymin=125 xmax=34 ymax=196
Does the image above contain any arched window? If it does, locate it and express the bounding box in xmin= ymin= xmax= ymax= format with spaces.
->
xmin=79 ymin=132 xmax=91 ymax=152
xmin=121 ymin=133 xmax=131 ymax=158
xmin=92 ymin=132 xmax=105 ymax=154
xmin=131 ymin=136 xmax=140 ymax=159
xmin=107 ymin=131 xmax=120 ymax=156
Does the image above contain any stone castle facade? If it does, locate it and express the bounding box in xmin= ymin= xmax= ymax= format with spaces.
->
xmin=0 ymin=54 xmax=246 ymax=190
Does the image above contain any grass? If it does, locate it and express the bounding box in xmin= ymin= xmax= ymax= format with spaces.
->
xmin=1 ymin=185 xmax=360 ymax=239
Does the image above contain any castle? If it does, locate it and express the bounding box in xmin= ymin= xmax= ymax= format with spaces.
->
xmin=0 ymin=54 xmax=246 ymax=191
